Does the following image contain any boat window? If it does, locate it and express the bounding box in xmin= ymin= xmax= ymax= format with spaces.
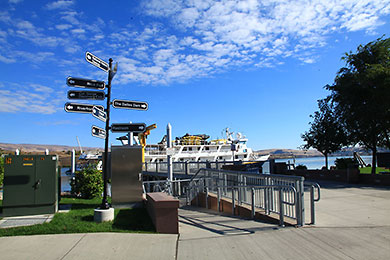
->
xmin=235 ymin=155 xmax=238 ymax=159
xmin=205 ymin=147 xmax=209 ymax=150
xmin=243 ymin=149 xmax=247 ymax=152
xmin=183 ymin=148 xmax=187 ymax=151
xmin=244 ymin=155 xmax=247 ymax=158
xmin=189 ymin=147 xmax=192 ymax=151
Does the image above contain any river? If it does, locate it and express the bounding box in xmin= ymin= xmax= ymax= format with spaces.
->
xmin=275 ymin=155 xmax=372 ymax=169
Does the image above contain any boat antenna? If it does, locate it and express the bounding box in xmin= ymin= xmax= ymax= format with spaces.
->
xmin=76 ymin=136 xmax=83 ymax=154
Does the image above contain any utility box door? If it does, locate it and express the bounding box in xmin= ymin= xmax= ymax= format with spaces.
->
xmin=111 ymin=146 xmax=143 ymax=204
xmin=35 ymin=155 xmax=58 ymax=205
xmin=3 ymin=156 xmax=35 ymax=206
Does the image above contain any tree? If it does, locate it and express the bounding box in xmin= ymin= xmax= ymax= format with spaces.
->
xmin=326 ymin=36 xmax=390 ymax=175
xmin=301 ymin=98 xmax=347 ymax=169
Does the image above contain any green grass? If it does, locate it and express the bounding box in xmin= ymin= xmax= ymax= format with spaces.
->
xmin=359 ymin=167 xmax=390 ymax=174
xmin=0 ymin=197 xmax=155 ymax=237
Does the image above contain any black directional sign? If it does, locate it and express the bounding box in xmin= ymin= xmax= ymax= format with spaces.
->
xmin=67 ymin=77 xmax=105 ymax=90
xmin=112 ymin=99 xmax=148 ymax=111
xmin=92 ymin=125 xmax=106 ymax=139
xmin=67 ymin=90 xmax=105 ymax=100
xmin=64 ymin=102 xmax=104 ymax=114
xmin=85 ymin=51 xmax=109 ymax=72
xmin=92 ymin=106 xmax=106 ymax=122
xmin=111 ymin=123 xmax=146 ymax=133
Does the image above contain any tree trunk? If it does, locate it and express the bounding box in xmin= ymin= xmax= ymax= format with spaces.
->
xmin=325 ymin=153 xmax=328 ymax=170
xmin=371 ymin=146 xmax=377 ymax=176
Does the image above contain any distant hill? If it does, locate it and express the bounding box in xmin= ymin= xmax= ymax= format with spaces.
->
xmin=255 ymin=147 xmax=378 ymax=159
xmin=0 ymin=143 xmax=102 ymax=153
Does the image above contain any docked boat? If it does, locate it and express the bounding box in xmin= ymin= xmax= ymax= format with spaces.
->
xmin=118 ymin=128 xmax=269 ymax=163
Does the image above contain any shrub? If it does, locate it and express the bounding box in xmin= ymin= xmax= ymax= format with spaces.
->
xmin=335 ymin=158 xmax=358 ymax=170
xmin=295 ymin=164 xmax=307 ymax=170
xmin=70 ymin=164 xmax=103 ymax=199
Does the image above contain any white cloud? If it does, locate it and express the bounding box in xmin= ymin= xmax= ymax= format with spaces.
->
xmin=46 ymin=0 xmax=74 ymax=10
xmin=56 ymin=24 xmax=72 ymax=30
xmin=115 ymin=0 xmax=390 ymax=85
xmin=0 ymin=83 xmax=61 ymax=114
xmin=9 ymin=0 xmax=23 ymax=4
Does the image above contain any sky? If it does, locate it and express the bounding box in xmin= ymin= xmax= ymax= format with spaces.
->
xmin=0 ymin=0 xmax=389 ymax=151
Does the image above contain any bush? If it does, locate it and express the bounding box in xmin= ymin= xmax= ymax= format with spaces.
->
xmin=295 ymin=164 xmax=307 ymax=170
xmin=335 ymin=158 xmax=358 ymax=170
xmin=71 ymin=164 xmax=103 ymax=199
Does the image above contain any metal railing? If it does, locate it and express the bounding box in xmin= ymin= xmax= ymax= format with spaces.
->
xmin=142 ymin=168 xmax=320 ymax=227
xmin=144 ymin=161 xmax=235 ymax=175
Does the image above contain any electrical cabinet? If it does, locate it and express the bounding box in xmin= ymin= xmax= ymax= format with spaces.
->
xmin=2 ymin=155 xmax=59 ymax=217
xmin=111 ymin=146 xmax=143 ymax=205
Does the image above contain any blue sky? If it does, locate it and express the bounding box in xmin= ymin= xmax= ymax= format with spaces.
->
xmin=0 ymin=0 xmax=389 ymax=151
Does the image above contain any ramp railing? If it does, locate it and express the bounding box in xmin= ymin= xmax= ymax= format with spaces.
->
xmin=143 ymin=168 xmax=320 ymax=226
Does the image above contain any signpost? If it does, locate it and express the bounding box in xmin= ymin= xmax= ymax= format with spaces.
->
xmin=64 ymin=50 xmax=149 ymax=215
xmin=67 ymin=90 xmax=105 ymax=100
xmin=112 ymin=99 xmax=148 ymax=111
xmin=92 ymin=125 xmax=106 ymax=139
xmin=111 ymin=123 xmax=146 ymax=133
xmin=92 ymin=106 xmax=107 ymax=122
xmin=85 ymin=51 xmax=109 ymax=72
xmin=64 ymin=102 xmax=104 ymax=114
xmin=67 ymin=77 xmax=105 ymax=90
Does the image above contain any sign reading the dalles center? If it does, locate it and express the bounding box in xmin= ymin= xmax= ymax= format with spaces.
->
xmin=112 ymin=99 xmax=148 ymax=111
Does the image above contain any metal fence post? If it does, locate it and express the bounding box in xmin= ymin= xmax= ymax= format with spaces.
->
xmin=279 ymin=188 xmax=285 ymax=227
xmin=310 ymin=185 xmax=315 ymax=225
xmin=205 ymin=187 xmax=209 ymax=209
xmin=217 ymin=187 xmax=221 ymax=212
xmin=251 ymin=188 xmax=255 ymax=219
xmin=156 ymin=161 xmax=159 ymax=173
xmin=232 ymin=188 xmax=235 ymax=215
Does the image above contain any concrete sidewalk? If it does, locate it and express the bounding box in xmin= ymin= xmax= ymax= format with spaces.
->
xmin=0 ymin=181 xmax=389 ymax=260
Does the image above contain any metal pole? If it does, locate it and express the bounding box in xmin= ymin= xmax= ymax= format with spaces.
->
xmin=167 ymin=123 xmax=173 ymax=192
xmin=279 ymin=188 xmax=285 ymax=227
xmin=71 ymin=149 xmax=75 ymax=174
xmin=232 ymin=188 xmax=235 ymax=215
xmin=310 ymin=185 xmax=315 ymax=225
xmin=205 ymin=187 xmax=209 ymax=209
xmin=217 ymin=187 xmax=221 ymax=212
xmin=101 ymin=58 xmax=113 ymax=210
xmin=251 ymin=188 xmax=255 ymax=219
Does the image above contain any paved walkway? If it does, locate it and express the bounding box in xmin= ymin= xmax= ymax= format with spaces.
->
xmin=0 ymin=181 xmax=389 ymax=259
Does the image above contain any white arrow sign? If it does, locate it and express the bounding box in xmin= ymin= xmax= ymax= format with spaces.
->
xmin=92 ymin=106 xmax=107 ymax=122
xmin=85 ymin=52 xmax=109 ymax=72
xmin=92 ymin=125 xmax=106 ymax=139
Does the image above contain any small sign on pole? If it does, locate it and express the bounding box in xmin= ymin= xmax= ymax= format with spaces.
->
xmin=112 ymin=99 xmax=148 ymax=111
xmin=64 ymin=102 xmax=104 ymax=114
xmin=92 ymin=106 xmax=107 ymax=122
xmin=92 ymin=125 xmax=106 ymax=139
xmin=67 ymin=77 xmax=105 ymax=90
xmin=85 ymin=52 xmax=109 ymax=72
xmin=67 ymin=90 xmax=106 ymax=100
xmin=110 ymin=123 xmax=146 ymax=133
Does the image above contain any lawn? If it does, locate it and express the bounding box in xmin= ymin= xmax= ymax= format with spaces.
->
xmin=359 ymin=167 xmax=390 ymax=174
xmin=0 ymin=197 xmax=155 ymax=237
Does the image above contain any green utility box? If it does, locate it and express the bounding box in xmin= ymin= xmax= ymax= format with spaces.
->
xmin=2 ymin=155 xmax=59 ymax=217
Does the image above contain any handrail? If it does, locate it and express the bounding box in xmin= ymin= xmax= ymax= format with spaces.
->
xmin=187 ymin=183 xmax=298 ymax=227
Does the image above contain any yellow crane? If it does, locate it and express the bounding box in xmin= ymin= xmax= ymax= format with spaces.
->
xmin=138 ymin=124 xmax=157 ymax=163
